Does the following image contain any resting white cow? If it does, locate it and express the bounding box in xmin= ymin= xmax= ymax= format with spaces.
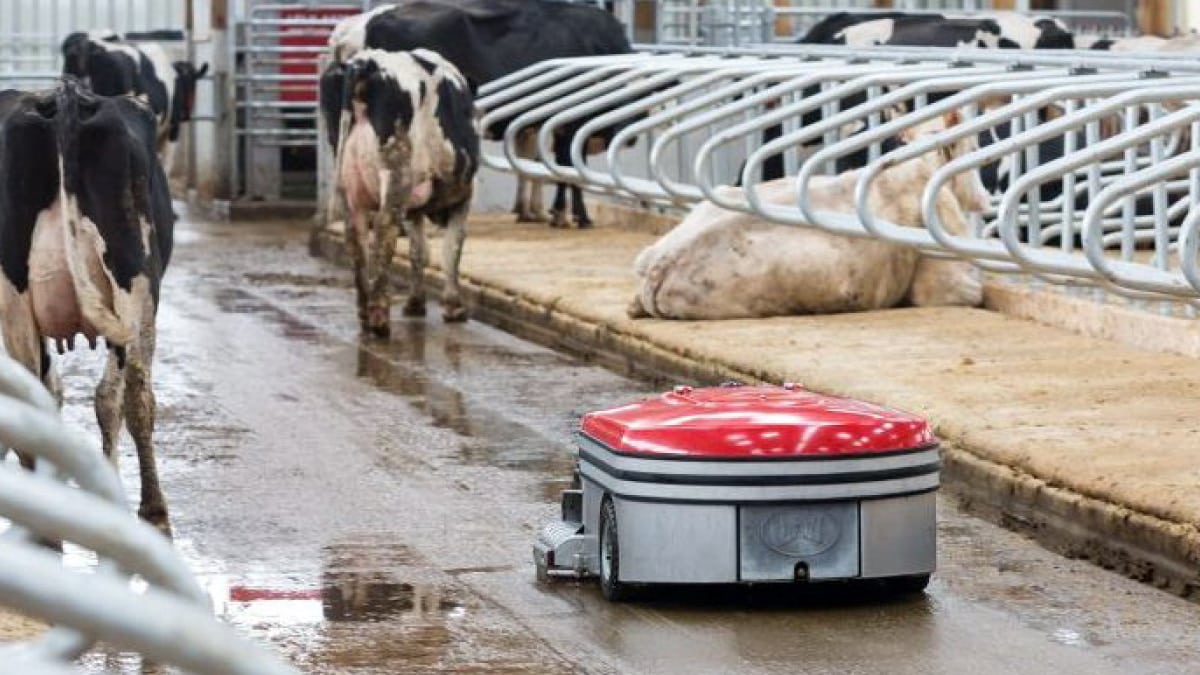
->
xmin=628 ymin=113 xmax=988 ymax=320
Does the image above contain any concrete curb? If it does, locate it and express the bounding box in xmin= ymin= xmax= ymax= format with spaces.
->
xmin=311 ymin=228 xmax=1200 ymax=599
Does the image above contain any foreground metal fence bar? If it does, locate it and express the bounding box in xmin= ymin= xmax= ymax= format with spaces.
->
xmin=477 ymin=44 xmax=1200 ymax=310
xmin=0 ymin=358 xmax=297 ymax=675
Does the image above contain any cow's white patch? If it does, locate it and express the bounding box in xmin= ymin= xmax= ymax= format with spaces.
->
xmin=837 ymin=19 xmax=895 ymax=46
xmin=329 ymin=4 xmax=397 ymax=61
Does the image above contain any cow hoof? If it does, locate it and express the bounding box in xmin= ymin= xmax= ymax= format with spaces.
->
xmin=516 ymin=211 xmax=549 ymax=223
xmin=575 ymin=219 xmax=593 ymax=229
xmin=138 ymin=505 xmax=173 ymax=539
xmin=442 ymin=302 xmax=468 ymax=323
xmin=402 ymin=297 xmax=427 ymax=317
xmin=549 ymin=216 xmax=569 ymax=229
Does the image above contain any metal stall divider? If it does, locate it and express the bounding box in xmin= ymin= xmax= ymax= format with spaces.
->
xmin=476 ymin=44 xmax=1200 ymax=313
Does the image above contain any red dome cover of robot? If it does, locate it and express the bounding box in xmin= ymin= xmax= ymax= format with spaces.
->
xmin=580 ymin=385 xmax=936 ymax=459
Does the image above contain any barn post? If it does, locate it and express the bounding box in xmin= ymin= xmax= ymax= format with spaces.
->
xmin=189 ymin=0 xmax=230 ymax=207
xmin=1137 ymin=0 xmax=1175 ymax=37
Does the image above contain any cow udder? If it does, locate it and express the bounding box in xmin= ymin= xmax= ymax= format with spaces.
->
xmin=28 ymin=199 xmax=109 ymax=342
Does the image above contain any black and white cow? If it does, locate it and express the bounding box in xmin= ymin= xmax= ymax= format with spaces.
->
xmin=324 ymin=49 xmax=479 ymax=334
xmin=798 ymin=11 xmax=1074 ymax=49
xmin=325 ymin=0 xmax=634 ymax=228
xmin=735 ymin=11 xmax=1076 ymax=185
xmin=0 ymin=78 xmax=175 ymax=533
xmin=60 ymin=30 xmax=208 ymax=175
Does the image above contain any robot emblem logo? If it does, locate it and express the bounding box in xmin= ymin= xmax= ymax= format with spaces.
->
xmin=759 ymin=510 xmax=840 ymax=557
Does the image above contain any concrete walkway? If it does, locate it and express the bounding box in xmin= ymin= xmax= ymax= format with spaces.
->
xmin=315 ymin=214 xmax=1200 ymax=596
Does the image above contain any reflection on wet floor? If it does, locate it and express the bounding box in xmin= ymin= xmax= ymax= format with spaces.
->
xmin=223 ymin=270 xmax=635 ymax=480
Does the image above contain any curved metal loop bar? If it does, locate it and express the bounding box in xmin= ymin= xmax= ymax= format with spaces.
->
xmin=994 ymin=85 xmax=1200 ymax=282
xmin=1182 ymin=205 xmax=1200 ymax=294
xmin=696 ymin=63 xmax=970 ymax=213
xmin=1082 ymin=148 xmax=1200 ymax=296
xmin=542 ymin=68 xmax=684 ymax=184
xmin=917 ymin=74 xmax=1153 ymax=265
xmin=649 ymin=60 xmax=888 ymax=203
xmin=606 ymin=70 xmax=771 ymax=201
xmin=785 ymin=68 xmax=1028 ymax=240
xmin=0 ymin=541 xmax=298 ymax=675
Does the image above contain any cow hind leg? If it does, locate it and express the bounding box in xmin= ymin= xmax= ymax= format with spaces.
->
xmin=347 ymin=211 xmax=372 ymax=330
xmin=438 ymin=203 xmax=470 ymax=323
xmin=402 ymin=215 xmax=428 ymax=317
xmin=366 ymin=208 xmax=402 ymax=338
xmin=124 ymin=324 xmax=169 ymax=537
xmin=95 ymin=351 xmax=126 ymax=471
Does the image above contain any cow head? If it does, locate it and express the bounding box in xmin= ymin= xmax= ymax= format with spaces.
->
xmin=169 ymin=61 xmax=209 ymax=139
xmin=1033 ymin=18 xmax=1074 ymax=49
xmin=60 ymin=32 xmax=102 ymax=85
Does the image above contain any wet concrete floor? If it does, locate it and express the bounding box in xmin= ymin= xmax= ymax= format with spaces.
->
xmin=54 ymin=212 xmax=1200 ymax=673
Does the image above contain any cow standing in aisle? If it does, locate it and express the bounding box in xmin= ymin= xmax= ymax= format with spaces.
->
xmin=0 ymin=79 xmax=176 ymax=533
xmin=60 ymin=30 xmax=208 ymax=176
xmin=325 ymin=0 xmax=634 ymax=228
xmin=325 ymin=49 xmax=480 ymax=334
xmin=628 ymin=113 xmax=989 ymax=320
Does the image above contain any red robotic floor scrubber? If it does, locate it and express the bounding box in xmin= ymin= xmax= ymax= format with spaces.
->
xmin=534 ymin=383 xmax=940 ymax=600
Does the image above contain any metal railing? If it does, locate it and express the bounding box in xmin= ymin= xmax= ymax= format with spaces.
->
xmin=0 ymin=355 xmax=297 ymax=674
xmin=476 ymin=44 xmax=1200 ymax=311
xmin=650 ymin=1 xmax=1134 ymax=46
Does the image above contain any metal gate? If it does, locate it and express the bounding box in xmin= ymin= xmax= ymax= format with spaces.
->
xmin=231 ymin=1 xmax=375 ymax=202
xmin=0 ymin=0 xmax=188 ymax=89
xmin=476 ymin=43 xmax=1200 ymax=313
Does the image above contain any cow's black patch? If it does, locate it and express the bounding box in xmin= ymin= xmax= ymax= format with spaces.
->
xmin=797 ymin=11 xmax=921 ymax=44
xmin=0 ymin=90 xmax=60 ymax=292
xmin=63 ymin=82 xmax=172 ymax=299
xmin=434 ymin=78 xmax=480 ymax=182
xmin=360 ymin=64 xmax=414 ymax=146
xmin=1090 ymin=38 xmax=1115 ymax=51
xmin=411 ymin=53 xmax=438 ymax=75
xmin=998 ymin=37 xmax=1021 ymax=49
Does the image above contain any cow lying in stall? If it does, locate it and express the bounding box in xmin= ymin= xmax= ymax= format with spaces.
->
xmin=60 ymin=30 xmax=208 ymax=176
xmin=0 ymin=78 xmax=176 ymax=533
xmin=326 ymin=0 xmax=634 ymax=228
xmin=628 ymin=112 xmax=988 ymax=320
xmin=324 ymin=49 xmax=480 ymax=334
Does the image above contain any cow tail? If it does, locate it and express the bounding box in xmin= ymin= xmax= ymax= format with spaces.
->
xmin=54 ymin=79 xmax=134 ymax=347
xmin=329 ymin=61 xmax=359 ymax=223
